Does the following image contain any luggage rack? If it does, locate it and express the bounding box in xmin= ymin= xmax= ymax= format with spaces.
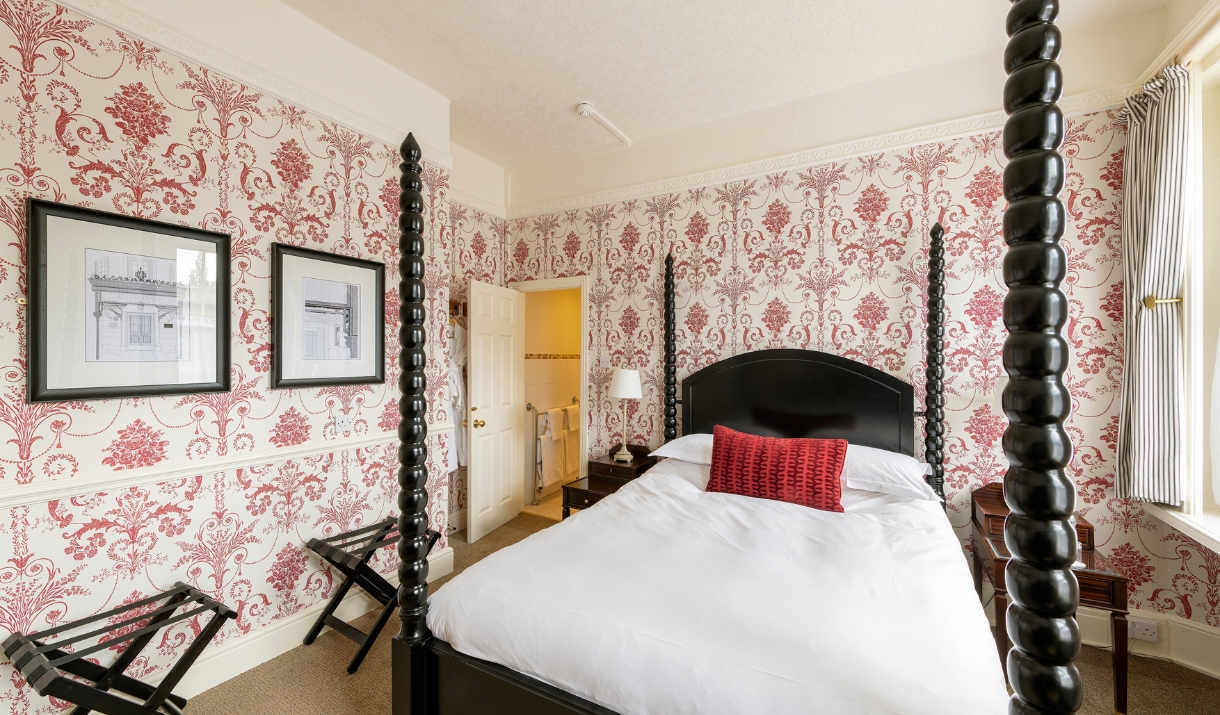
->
xmin=303 ymin=517 xmax=439 ymax=673
xmin=2 ymin=583 xmax=234 ymax=715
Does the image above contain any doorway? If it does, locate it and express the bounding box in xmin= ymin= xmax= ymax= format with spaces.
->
xmin=511 ymin=277 xmax=589 ymax=520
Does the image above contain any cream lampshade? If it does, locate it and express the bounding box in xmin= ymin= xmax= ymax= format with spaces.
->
xmin=608 ymin=368 xmax=642 ymax=462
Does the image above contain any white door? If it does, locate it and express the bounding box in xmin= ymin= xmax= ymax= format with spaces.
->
xmin=466 ymin=280 xmax=524 ymax=542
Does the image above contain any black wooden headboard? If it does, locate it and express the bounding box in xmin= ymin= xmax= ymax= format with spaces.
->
xmin=681 ymin=349 xmax=915 ymax=456
xmin=661 ymin=224 xmax=945 ymax=495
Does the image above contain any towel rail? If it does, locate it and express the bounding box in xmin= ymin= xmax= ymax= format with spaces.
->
xmin=526 ymin=398 xmax=581 ymax=506
xmin=526 ymin=403 xmax=541 ymax=505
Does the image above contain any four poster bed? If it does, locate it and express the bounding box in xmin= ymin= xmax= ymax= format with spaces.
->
xmin=391 ymin=1 xmax=1082 ymax=712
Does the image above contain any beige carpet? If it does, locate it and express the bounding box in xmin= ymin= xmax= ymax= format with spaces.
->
xmin=188 ymin=513 xmax=555 ymax=715
xmin=189 ymin=513 xmax=1220 ymax=715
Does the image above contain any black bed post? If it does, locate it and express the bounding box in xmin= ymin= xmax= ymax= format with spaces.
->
xmin=664 ymin=252 xmax=677 ymax=442
xmin=393 ymin=133 xmax=431 ymax=715
xmin=924 ymin=224 xmax=946 ymax=503
xmin=1001 ymin=1 xmax=1082 ymax=713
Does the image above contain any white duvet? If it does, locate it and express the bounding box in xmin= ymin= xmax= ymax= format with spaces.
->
xmin=428 ymin=459 xmax=1009 ymax=715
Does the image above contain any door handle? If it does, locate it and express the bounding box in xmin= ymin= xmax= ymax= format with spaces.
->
xmin=462 ymin=420 xmax=468 ymax=427
xmin=473 ymin=419 xmax=486 ymax=428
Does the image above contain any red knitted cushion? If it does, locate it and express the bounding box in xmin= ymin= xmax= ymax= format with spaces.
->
xmin=707 ymin=425 xmax=846 ymax=512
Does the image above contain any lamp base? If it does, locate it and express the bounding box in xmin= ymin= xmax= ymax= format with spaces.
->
xmin=612 ymin=444 xmax=633 ymax=462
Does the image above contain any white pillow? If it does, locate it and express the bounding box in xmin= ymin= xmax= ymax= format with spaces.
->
xmin=650 ymin=433 xmax=713 ymax=465
xmin=652 ymin=433 xmax=940 ymax=502
xmin=841 ymin=443 xmax=940 ymax=502
xmin=652 ymin=458 xmax=712 ymax=490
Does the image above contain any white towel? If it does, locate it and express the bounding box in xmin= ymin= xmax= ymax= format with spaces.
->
xmin=449 ymin=324 xmax=467 ymax=368
xmin=447 ymin=325 xmax=467 ymax=472
xmin=538 ymin=411 xmax=565 ymax=487
xmin=563 ymin=404 xmax=581 ymax=476
xmin=545 ymin=408 xmax=565 ymax=441
xmin=447 ymin=365 xmax=464 ymax=472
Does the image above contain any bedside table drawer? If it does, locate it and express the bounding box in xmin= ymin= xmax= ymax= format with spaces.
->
xmin=972 ymin=482 xmax=1094 ymax=547
xmin=563 ymin=486 xmax=603 ymax=511
xmin=589 ymin=461 xmax=640 ymax=480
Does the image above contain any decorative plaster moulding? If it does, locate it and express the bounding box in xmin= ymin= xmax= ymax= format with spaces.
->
xmin=506 ymin=83 xmax=1138 ymax=219
xmin=58 ymin=0 xmax=453 ymax=169
xmin=0 ymin=422 xmax=454 ymax=510
xmin=450 ymin=188 xmax=508 ymax=219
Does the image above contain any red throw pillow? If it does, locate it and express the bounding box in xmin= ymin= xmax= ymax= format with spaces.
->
xmin=707 ymin=425 xmax=846 ymax=512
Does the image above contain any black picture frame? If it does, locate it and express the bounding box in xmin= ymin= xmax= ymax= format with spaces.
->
xmin=26 ymin=198 xmax=231 ymax=403
xmin=270 ymin=243 xmax=385 ymax=389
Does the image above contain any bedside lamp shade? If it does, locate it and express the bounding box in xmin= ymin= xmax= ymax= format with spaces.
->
xmin=609 ymin=369 xmax=642 ymax=399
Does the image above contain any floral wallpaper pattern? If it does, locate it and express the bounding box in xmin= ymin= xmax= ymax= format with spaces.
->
xmin=0 ymin=3 xmax=451 ymax=711
xmin=495 ymin=112 xmax=1219 ymax=631
xmin=0 ymin=1 xmax=1215 ymax=711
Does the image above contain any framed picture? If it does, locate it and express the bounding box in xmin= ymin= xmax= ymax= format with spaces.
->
xmin=26 ymin=198 xmax=231 ymax=402
xmin=270 ymin=244 xmax=384 ymax=389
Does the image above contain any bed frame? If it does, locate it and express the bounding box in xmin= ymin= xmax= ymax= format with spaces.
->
xmin=392 ymin=2 xmax=1080 ymax=712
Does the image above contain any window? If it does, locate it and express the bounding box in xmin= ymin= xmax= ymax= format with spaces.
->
xmin=1171 ymin=58 xmax=1220 ymax=551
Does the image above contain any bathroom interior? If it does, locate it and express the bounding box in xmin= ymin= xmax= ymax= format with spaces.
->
xmin=521 ymin=288 xmax=583 ymax=520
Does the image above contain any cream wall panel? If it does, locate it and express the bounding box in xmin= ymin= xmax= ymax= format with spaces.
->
xmin=525 ymin=289 xmax=583 ymax=354
xmin=1169 ymin=0 xmax=1215 ymax=40
xmin=452 ymin=143 xmax=508 ymax=216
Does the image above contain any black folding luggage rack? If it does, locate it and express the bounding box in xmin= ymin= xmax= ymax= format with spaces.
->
xmin=2 ymin=583 xmax=235 ymax=715
xmin=303 ymin=516 xmax=439 ymax=673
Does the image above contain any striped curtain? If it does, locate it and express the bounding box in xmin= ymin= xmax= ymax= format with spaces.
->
xmin=1117 ymin=65 xmax=1191 ymax=505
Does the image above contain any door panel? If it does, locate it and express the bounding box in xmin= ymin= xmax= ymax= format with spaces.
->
xmin=466 ymin=280 xmax=523 ymax=542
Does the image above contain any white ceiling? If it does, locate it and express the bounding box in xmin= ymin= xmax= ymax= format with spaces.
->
xmin=280 ymin=0 xmax=1165 ymax=170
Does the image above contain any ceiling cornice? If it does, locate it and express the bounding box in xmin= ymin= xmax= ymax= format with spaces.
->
xmin=59 ymin=0 xmax=453 ymax=169
xmin=449 ymin=189 xmax=507 ymax=220
xmin=505 ymin=83 xmax=1136 ymax=220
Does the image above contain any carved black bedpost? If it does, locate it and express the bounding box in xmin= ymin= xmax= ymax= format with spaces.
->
xmin=663 ymin=253 xmax=677 ymax=442
xmin=1001 ymin=1 xmax=1081 ymax=713
xmin=393 ymin=133 xmax=430 ymax=715
xmin=924 ymin=223 xmax=945 ymax=503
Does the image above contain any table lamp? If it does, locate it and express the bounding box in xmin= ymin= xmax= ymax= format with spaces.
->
xmin=608 ymin=368 xmax=642 ymax=463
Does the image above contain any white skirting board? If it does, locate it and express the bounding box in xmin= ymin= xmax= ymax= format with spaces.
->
xmin=448 ymin=509 xmax=467 ymax=532
xmin=981 ymin=579 xmax=1220 ymax=679
xmin=156 ymin=546 xmax=453 ymax=699
xmin=1075 ymin=607 xmax=1220 ymax=680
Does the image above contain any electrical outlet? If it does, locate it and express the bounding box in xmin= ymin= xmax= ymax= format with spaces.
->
xmin=1129 ymin=617 xmax=1158 ymax=642
xmin=335 ymin=414 xmax=352 ymax=433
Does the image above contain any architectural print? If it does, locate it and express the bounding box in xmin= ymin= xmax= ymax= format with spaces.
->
xmin=84 ymin=249 xmax=189 ymax=362
xmin=302 ymin=277 xmax=360 ymax=361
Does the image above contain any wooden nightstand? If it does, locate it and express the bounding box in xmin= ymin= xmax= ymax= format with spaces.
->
xmin=586 ymin=449 xmax=657 ymax=481
xmin=970 ymin=482 xmax=1130 ymax=714
xmin=562 ymin=450 xmax=657 ymax=519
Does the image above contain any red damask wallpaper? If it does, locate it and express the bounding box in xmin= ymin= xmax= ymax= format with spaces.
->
xmin=490 ymin=113 xmax=1219 ymax=631
xmin=2 ymin=1 xmax=1218 ymax=710
xmin=0 ymin=4 xmax=452 ymax=711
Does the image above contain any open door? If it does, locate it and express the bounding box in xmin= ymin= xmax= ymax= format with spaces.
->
xmin=466 ymin=279 xmax=524 ymax=542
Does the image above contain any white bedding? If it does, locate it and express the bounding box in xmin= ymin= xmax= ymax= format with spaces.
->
xmin=428 ymin=459 xmax=1009 ymax=715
